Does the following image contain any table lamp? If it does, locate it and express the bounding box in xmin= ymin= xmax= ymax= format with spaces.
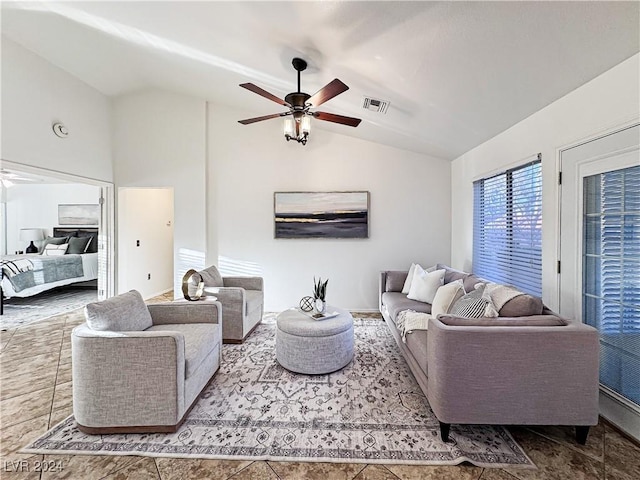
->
xmin=20 ymin=228 xmax=45 ymax=254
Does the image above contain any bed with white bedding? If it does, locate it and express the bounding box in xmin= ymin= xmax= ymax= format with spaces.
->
xmin=0 ymin=227 xmax=99 ymax=315
xmin=1 ymin=253 xmax=98 ymax=298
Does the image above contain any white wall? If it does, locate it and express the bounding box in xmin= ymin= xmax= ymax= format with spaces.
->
xmin=208 ymin=104 xmax=452 ymax=311
xmin=1 ymin=38 xmax=112 ymax=182
xmin=112 ymin=89 xmax=207 ymax=297
xmin=117 ymin=188 xmax=174 ymax=298
xmin=5 ymin=183 xmax=100 ymax=254
xmin=451 ymin=53 xmax=640 ymax=310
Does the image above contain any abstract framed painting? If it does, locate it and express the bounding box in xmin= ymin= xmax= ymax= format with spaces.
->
xmin=58 ymin=204 xmax=100 ymax=226
xmin=274 ymin=191 xmax=369 ymax=239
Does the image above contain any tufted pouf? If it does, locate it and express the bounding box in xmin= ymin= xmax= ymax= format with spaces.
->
xmin=276 ymin=307 xmax=354 ymax=374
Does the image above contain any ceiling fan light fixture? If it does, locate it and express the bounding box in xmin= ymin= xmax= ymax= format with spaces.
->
xmin=284 ymin=115 xmax=310 ymax=145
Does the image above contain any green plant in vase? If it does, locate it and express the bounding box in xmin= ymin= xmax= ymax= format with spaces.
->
xmin=313 ymin=277 xmax=328 ymax=314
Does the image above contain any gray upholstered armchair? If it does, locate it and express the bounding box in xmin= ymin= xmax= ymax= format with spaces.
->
xmin=198 ymin=265 xmax=264 ymax=343
xmin=71 ymin=290 xmax=222 ymax=434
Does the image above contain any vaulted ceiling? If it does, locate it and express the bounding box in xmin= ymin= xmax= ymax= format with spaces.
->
xmin=2 ymin=1 xmax=638 ymax=159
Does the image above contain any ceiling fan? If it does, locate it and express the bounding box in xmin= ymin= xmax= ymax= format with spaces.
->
xmin=238 ymin=58 xmax=362 ymax=145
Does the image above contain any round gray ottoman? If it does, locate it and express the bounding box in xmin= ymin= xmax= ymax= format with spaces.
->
xmin=276 ymin=307 xmax=354 ymax=374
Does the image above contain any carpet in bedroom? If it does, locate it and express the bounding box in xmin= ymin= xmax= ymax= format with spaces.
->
xmin=1 ymin=286 xmax=97 ymax=330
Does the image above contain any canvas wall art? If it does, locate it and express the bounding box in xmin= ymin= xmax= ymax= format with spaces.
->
xmin=274 ymin=191 xmax=369 ymax=239
xmin=58 ymin=204 xmax=100 ymax=226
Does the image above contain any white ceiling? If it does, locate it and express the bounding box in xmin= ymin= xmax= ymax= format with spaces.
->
xmin=2 ymin=1 xmax=639 ymax=159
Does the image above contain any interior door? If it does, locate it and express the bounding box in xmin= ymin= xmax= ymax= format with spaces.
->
xmin=559 ymin=123 xmax=640 ymax=440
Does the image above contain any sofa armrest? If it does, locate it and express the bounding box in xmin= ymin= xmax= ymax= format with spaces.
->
xmin=379 ymin=271 xmax=409 ymax=312
xmin=71 ymin=324 xmax=186 ymax=427
xmin=426 ymin=316 xmax=599 ymax=425
xmin=148 ymin=302 xmax=221 ymax=326
xmin=205 ymin=287 xmax=246 ymax=326
xmin=223 ymin=276 xmax=263 ymax=291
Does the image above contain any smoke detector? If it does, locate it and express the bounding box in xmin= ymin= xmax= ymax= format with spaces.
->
xmin=362 ymin=96 xmax=389 ymax=114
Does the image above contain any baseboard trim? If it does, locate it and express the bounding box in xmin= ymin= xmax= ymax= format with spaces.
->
xmin=600 ymin=416 xmax=640 ymax=448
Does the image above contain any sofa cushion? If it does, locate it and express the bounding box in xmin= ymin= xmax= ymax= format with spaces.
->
xmin=245 ymin=290 xmax=263 ymax=315
xmin=431 ymin=280 xmax=465 ymax=317
xmin=436 ymin=314 xmax=566 ymax=327
xmin=386 ymin=271 xmax=408 ymax=293
xmin=407 ymin=268 xmax=445 ymax=304
xmin=449 ymin=284 xmax=498 ymax=318
xmin=147 ymin=323 xmax=220 ymax=378
xmin=405 ymin=329 xmax=428 ymax=377
xmin=85 ymin=290 xmax=153 ymax=332
xmin=382 ymin=292 xmax=432 ymax=322
xmin=199 ymin=265 xmax=224 ymax=287
xmin=436 ymin=264 xmax=484 ymax=293
xmin=499 ymin=294 xmax=544 ymax=317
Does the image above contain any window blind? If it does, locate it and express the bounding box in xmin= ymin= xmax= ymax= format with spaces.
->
xmin=584 ymin=164 xmax=640 ymax=405
xmin=473 ymin=157 xmax=542 ymax=296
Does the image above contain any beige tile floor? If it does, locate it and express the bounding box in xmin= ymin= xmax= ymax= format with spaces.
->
xmin=1 ymin=297 xmax=639 ymax=480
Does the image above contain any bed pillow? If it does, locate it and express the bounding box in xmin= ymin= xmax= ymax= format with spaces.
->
xmin=83 ymin=235 xmax=98 ymax=253
xmin=43 ymin=244 xmax=69 ymax=256
xmin=407 ymin=268 xmax=445 ymax=304
xmin=85 ymin=290 xmax=153 ymax=332
xmin=431 ymin=280 xmax=465 ymax=317
xmin=66 ymin=236 xmax=91 ymax=255
xmin=40 ymin=236 xmax=68 ymax=253
xmin=449 ymin=283 xmax=499 ymax=318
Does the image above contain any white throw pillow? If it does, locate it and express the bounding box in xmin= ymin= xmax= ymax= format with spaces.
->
xmin=401 ymin=263 xmax=419 ymax=294
xmin=402 ymin=263 xmax=437 ymax=294
xmin=43 ymin=244 xmax=68 ymax=256
xmin=407 ymin=268 xmax=445 ymax=304
xmin=431 ymin=280 xmax=465 ymax=317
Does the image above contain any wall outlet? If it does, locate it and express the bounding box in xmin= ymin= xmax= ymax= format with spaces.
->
xmin=147 ymin=273 xmax=151 ymax=280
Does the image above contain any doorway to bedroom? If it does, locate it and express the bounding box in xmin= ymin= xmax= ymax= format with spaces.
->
xmin=0 ymin=161 xmax=114 ymax=329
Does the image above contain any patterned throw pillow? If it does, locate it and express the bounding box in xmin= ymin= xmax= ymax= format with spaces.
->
xmin=449 ymin=283 xmax=499 ymax=318
xmin=43 ymin=244 xmax=69 ymax=256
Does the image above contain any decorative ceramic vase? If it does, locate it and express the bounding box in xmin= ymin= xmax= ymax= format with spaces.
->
xmin=314 ymin=298 xmax=326 ymax=314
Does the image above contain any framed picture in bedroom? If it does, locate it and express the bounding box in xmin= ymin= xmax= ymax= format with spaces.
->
xmin=58 ymin=204 xmax=100 ymax=226
xmin=274 ymin=191 xmax=369 ymax=239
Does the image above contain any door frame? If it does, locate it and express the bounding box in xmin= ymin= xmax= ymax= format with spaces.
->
xmin=556 ymin=120 xmax=640 ymax=440
xmin=555 ymin=118 xmax=640 ymax=310
xmin=1 ymin=159 xmax=115 ymax=300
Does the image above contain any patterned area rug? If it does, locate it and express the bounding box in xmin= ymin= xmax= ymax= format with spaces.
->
xmin=24 ymin=316 xmax=534 ymax=468
xmin=1 ymin=286 xmax=97 ymax=330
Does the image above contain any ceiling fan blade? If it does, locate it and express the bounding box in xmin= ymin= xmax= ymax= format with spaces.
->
xmin=313 ymin=111 xmax=362 ymax=127
xmin=307 ymin=79 xmax=349 ymax=107
xmin=240 ymin=83 xmax=291 ymax=107
xmin=238 ymin=112 xmax=289 ymax=125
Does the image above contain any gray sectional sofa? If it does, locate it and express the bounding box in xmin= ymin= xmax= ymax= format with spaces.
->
xmin=379 ymin=264 xmax=600 ymax=444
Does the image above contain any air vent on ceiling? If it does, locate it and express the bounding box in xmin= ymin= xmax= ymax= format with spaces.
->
xmin=362 ymin=96 xmax=389 ymax=114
